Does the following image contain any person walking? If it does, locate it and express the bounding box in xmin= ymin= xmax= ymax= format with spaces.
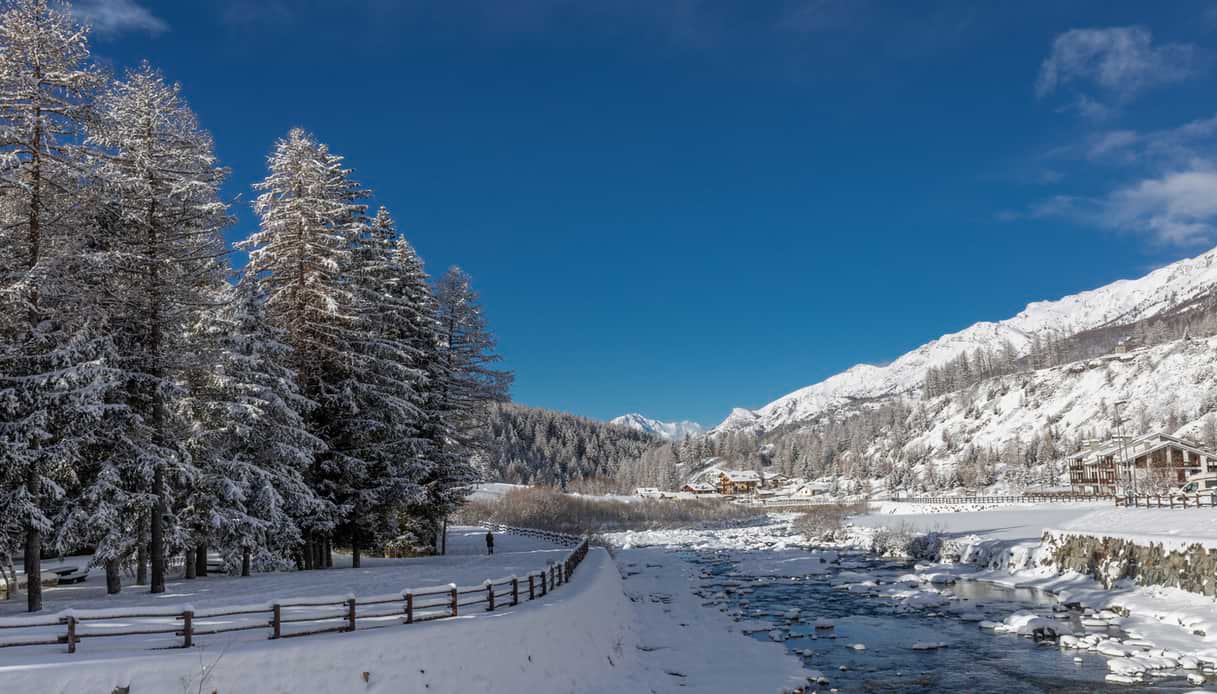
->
xmin=485 ymin=531 xmax=495 ymax=555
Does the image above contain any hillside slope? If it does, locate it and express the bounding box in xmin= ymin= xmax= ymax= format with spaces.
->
xmin=716 ymin=246 xmax=1217 ymax=435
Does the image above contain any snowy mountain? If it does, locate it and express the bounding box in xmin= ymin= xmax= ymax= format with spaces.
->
xmin=714 ymin=246 xmax=1217 ymax=435
xmin=611 ymin=413 xmax=706 ymax=441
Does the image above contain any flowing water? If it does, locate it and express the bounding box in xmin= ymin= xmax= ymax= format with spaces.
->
xmin=688 ymin=549 xmax=1216 ymax=693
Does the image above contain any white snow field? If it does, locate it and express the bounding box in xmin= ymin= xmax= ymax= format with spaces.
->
xmin=854 ymin=502 xmax=1104 ymax=542
xmin=0 ymin=527 xmax=567 ymax=624
xmin=0 ymin=525 xmax=813 ymax=693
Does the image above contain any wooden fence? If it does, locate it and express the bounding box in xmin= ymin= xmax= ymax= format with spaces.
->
xmin=1113 ymin=493 xmax=1217 ymax=509
xmin=892 ymin=493 xmax=1110 ymax=505
xmin=0 ymin=527 xmax=590 ymax=656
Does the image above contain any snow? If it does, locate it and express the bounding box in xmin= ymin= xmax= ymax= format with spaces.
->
xmin=0 ymin=528 xmax=567 ymax=658
xmin=0 ymin=548 xmax=630 ymax=694
xmin=613 ymin=548 xmax=810 ymax=692
xmin=467 ymin=482 xmax=529 ymax=502
xmin=610 ymin=413 xmax=705 ymax=441
xmin=713 ymin=243 xmax=1217 ymax=442
xmin=1051 ymin=507 xmax=1217 ymax=551
xmin=852 ymin=503 xmax=1102 ymax=542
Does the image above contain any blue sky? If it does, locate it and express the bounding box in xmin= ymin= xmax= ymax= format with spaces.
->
xmin=80 ymin=0 xmax=1217 ymax=427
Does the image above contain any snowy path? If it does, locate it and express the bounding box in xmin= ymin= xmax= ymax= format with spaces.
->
xmin=610 ymin=548 xmax=808 ymax=693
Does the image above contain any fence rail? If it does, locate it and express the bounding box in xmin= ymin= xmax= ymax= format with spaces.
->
xmin=0 ymin=526 xmax=590 ymax=656
xmin=1112 ymin=493 xmax=1217 ymax=509
xmin=891 ymin=494 xmax=1111 ymax=505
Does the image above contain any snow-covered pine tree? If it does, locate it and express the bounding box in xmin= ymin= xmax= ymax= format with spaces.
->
xmin=427 ymin=267 xmax=512 ymax=548
xmin=241 ymin=129 xmax=380 ymax=568
xmin=83 ymin=62 xmax=232 ymax=593
xmin=0 ymin=0 xmax=112 ymax=611
xmin=329 ymin=206 xmax=430 ymax=567
xmin=182 ymin=276 xmax=325 ymax=575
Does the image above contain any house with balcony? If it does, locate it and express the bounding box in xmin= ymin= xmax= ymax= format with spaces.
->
xmin=1067 ymin=432 xmax=1217 ymax=495
xmin=717 ymin=470 xmax=762 ymax=496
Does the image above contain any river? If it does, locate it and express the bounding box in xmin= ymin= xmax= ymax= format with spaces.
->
xmin=688 ymin=547 xmax=1216 ymax=693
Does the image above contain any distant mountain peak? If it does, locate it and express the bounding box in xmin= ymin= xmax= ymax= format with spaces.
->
xmin=611 ymin=413 xmax=706 ymax=441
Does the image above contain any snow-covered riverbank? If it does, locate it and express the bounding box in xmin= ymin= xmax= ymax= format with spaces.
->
xmin=607 ymin=507 xmax=1217 ymax=689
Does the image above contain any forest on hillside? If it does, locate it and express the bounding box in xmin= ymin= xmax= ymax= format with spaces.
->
xmin=479 ymin=403 xmax=660 ymax=486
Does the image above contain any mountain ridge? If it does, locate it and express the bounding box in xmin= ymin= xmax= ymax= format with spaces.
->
xmin=611 ymin=413 xmax=706 ymax=441
xmin=715 ymin=246 xmax=1217 ymax=435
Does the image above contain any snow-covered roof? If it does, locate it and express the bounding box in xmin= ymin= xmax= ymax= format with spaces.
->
xmin=720 ymin=470 xmax=761 ymax=483
xmin=1071 ymin=432 xmax=1216 ymax=466
xmin=683 ymin=482 xmax=716 ymax=492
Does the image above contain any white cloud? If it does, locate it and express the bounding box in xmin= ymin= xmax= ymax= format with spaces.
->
xmin=73 ymin=0 xmax=167 ymax=37
xmin=1102 ymin=170 xmax=1217 ymax=245
xmin=1036 ymin=26 xmax=1198 ymax=101
xmin=1033 ymin=170 xmax=1217 ymax=246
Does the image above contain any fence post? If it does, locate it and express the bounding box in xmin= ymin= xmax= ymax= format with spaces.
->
xmin=529 ymin=574 xmax=535 ymax=600
xmin=178 ymin=608 xmax=193 ymax=647
xmin=405 ymin=591 xmax=414 ymax=624
xmin=512 ymin=577 xmax=520 ymax=606
xmin=65 ymin=615 xmax=77 ymax=654
xmin=486 ymin=581 xmax=495 ymax=612
xmin=450 ymin=585 xmax=459 ymax=617
xmin=272 ymin=604 xmax=282 ymax=639
xmin=540 ymin=570 xmax=547 ymax=596
xmin=347 ymin=597 xmax=357 ymax=632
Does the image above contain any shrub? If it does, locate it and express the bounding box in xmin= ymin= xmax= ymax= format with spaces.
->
xmin=456 ymin=486 xmax=764 ymax=534
xmin=792 ymin=503 xmax=869 ymax=542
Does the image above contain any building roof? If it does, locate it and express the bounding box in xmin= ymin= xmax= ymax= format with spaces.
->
xmin=720 ymin=470 xmax=762 ymax=483
xmin=1072 ymin=432 xmax=1216 ymax=467
xmin=683 ymin=482 xmax=716 ymax=492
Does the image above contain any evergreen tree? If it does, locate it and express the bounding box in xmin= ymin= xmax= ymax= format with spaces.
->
xmin=0 ymin=0 xmax=108 ymax=611
xmin=182 ymin=277 xmax=325 ymax=575
xmin=85 ymin=62 xmax=231 ymax=593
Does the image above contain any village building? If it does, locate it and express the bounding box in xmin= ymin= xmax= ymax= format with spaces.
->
xmin=1067 ymin=432 xmax=1217 ymax=496
xmin=634 ymin=487 xmax=663 ymax=499
xmin=681 ymin=482 xmax=717 ymax=495
xmin=717 ymin=470 xmax=762 ymax=496
xmin=792 ymin=482 xmax=831 ymax=498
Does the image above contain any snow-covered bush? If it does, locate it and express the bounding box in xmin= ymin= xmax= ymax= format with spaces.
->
xmin=792 ymin=503 xmax=867 ymax=542
xmin=461 ymin=487 xmax=764 ymax=534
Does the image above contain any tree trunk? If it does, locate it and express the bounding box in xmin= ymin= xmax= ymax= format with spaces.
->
xmin=105 ymin=560 xmax=121 ymax=595
xmin=184 ymin=549 xmax=196 ymax=579
xmin=441 ymin=516 xmax=448 ymax=556
xmin=302 ymin=540 xmax=313 ymax=571
xmin=195 ymin=544 xmax=207 ymax=578
xmin=24 ymin=471 xmax=42 ymax=613
xmin=241 ymin=547 xmax=251 ymax=577
xmin=150 ymin=465 xmax=166 ymax=593
xmin=324 ymin=538 xmax=333 ymax=568
xmin=136 ymin=518 xmax=148 ymax=586
xmin=351 ymin=523 xmax=361 ymax=569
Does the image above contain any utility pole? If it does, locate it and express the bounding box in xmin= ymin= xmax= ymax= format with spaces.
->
xmin=1114 ymin=400 xmax=1133 ymax=497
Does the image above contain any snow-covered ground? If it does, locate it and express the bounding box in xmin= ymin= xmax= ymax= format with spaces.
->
xmin=1051 ymin=507 xmax=1217 ymax=551
xmin=0 ymin=525 xmax=816 ymax=694
xmin=855 ymin=502 xmax=1104 ymax=542
xmin=0 ymin=527 xmax=564 ymax=623
xmin=0 ymin=545 xmax=635 ymax=694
